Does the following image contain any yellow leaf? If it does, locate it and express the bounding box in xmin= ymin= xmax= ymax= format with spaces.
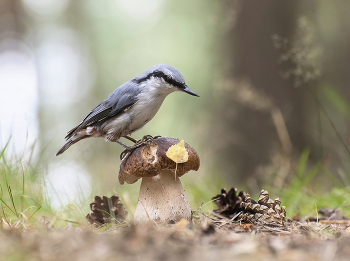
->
xmin=166 ymin=140 xmax=189 ymax=164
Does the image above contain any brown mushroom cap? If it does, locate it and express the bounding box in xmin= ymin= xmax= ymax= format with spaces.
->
xmin=118 ymin=137 xmax=200 ymax=185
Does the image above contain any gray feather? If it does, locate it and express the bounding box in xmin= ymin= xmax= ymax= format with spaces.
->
xmin=56 ymin=136 xmax=84 ymax=156
xmin=65 ymin=81 xmax=139 ymax=140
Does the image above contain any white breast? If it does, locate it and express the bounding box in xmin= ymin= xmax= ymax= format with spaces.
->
xmin=127 ymin=78 xmax=174 ymax=133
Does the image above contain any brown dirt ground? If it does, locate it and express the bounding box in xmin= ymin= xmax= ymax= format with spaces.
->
xmin=0 ymin=217 xmax=350 ymax=261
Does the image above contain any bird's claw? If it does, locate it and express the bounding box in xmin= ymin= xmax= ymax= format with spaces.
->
xmin=119 ymin=135 xmax=161 ymax=173
xmin=119 ymin=135 xmax=160 ymax=160
xmin=119 ymin=150 xmax=131 ymax=175
xmin=136 ymin=135 xmax=160 ymax=145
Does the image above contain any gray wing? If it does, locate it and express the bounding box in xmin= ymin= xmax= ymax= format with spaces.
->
xmin=65 ymin=82 xmax=139 ymax=140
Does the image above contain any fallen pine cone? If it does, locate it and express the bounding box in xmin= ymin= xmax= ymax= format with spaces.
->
xmin=212 ymin=188 xmax=246 ymax=219
xmin=86 ymin=195 xmax=128 ymax=227
xmin=212 ymin=188 xmax=286 ymax=226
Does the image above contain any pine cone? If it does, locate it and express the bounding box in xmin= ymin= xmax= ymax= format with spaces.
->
xmin=237 ymin=190 xmax=286 ymax=226
xmin=86 ymin=195 xmax=128 ymax=227
xmin=212 ymin=188 xmax=247 ymax=219
xmin=212 ymin=188 xmax=286 ymax=226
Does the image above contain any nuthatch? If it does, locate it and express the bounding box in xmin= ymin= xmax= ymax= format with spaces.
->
xmin=56 ymin=64 xmax=199 ymax=156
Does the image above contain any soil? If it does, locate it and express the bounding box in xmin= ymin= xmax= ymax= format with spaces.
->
xmin=0 ymin=218 xmax=349 ymax=261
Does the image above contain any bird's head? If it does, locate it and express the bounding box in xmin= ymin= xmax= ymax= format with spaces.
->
xmin=134 ymin=64 xmax=199 ymax=97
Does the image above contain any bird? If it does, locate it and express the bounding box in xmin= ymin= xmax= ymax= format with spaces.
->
xmin=56 ymin=64 xmax=199 ymax=156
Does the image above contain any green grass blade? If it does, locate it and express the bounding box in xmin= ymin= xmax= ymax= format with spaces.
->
xmin=0 ymin=136 xmax=11 ymax=161
xmin=22 ymin=164 xmax=25 ymax=214
xmin=302 ymin=163 xmax=322 ymax=186
xmin=322 ymin=84 xmax=350 ymax=118
xmin=22 ymin=165 xmax=25 ymax=196
xmin=296 ymin=148 xmax=310 ymax=178
xmin=7 ymin=185 xmax=18 ymax=216
xmin=21 ymin=195 xmax=41 ymax=207
xmin=0 ymin=197 xmax=16 ymax=216
xmin=28 ymin=206 xmax=41 ymax=221
xmin=20 ymin=195 xmax=42 ymax=220
xmin=1 ymin=205 xmax=10 ymax=226
xmin=322 ymin=167 xmax=344 ymax=187
xmin=3 ymin=167 xmax=18 ymax=216
xmin=337 ymin=169 xmax=350 ymax=187
xmin=27 ymin=140 xmax=37 ymax=165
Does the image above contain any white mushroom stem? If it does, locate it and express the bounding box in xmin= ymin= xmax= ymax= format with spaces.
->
xmin=134 ymin=170 xmax=191 ymax=223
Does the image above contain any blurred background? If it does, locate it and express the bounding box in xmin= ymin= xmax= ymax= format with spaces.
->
xmin=1 ymin=0 xmax=350 ymax=219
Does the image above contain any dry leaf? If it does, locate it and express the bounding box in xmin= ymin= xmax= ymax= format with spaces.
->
xmin=174 ymin=218 xmax=190 ymax=231
xmin=166 ymin=140 xmax=189 ymax=180
xmin=166 ymin=140 xmax=189 ymax=163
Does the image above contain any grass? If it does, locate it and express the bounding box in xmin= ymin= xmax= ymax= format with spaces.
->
xmin=0 ymin=125 xmax=350 ymax=261
xmin=0 ymin=141 xmax=43 ymax=228
xmin=0 ymin=137 xmax=78 ymax=228
xmin=1 ymin=132 xmax=350 ymax=229
xmin=262 ymin=148 xmax=350 ymax=218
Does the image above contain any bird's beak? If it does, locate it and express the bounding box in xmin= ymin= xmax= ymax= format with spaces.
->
xmin=182 ymin=85 xmax=200 ymax=97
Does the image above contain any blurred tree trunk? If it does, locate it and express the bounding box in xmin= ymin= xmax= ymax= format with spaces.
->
xmin=0 ymin=0 xmax=24 ymax=34
xmin=218 ymin=0 xmax=306 ymax=186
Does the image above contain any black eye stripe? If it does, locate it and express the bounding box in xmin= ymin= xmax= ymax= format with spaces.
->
xmin=134 ymin=71 xmax=185 ymax=89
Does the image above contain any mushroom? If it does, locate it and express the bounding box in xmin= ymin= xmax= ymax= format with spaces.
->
xmin=118 ymin=137 xmax=200 ymax=223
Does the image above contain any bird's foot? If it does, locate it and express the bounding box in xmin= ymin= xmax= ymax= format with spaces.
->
xmin=119 ymin=135 xmax=160 ymax=160
xmin=119 ymin=135 xmax=161 ymax=174
xmin=135 ymin=135 xmax=161 ymax=146
xmin=123 ymin=135 xmax=138 ymax=143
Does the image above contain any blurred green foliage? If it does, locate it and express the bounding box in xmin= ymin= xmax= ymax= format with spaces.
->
xmin=263 ymin=148 xmax=350 ymax=218
xmin=2 ymin=0 xmax=350 ymax=227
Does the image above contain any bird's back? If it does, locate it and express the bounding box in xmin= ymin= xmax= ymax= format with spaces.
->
xmin=65 ymin=81 xmax=140 ymax=140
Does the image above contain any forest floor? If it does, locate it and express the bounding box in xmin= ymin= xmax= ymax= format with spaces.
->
xmin=1 ymin=217 xmax=350 ymax=261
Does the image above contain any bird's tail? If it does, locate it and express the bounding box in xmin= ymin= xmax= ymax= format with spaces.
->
xmin=56 ymin=133 xmax=87 ymax=156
